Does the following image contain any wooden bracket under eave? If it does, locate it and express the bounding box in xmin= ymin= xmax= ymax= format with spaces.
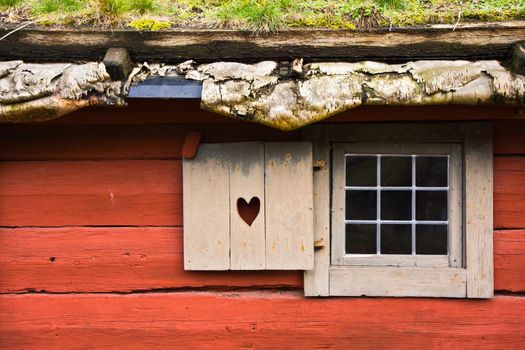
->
xmin=103 ymin=48 xmax=133 ymax=81
xmin=182 ymin=131 xmax=202 ymax=160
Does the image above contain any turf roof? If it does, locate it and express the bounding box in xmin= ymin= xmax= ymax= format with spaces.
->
xmin=0 ymin=0 xmax=524 ymax=32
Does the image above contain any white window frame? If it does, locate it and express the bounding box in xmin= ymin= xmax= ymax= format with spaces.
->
xmin=303 ymin=123 xmax=493 ymax=298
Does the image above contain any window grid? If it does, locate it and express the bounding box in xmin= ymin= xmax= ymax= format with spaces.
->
xmin=344 ymin=154 xmax=449 ymax=256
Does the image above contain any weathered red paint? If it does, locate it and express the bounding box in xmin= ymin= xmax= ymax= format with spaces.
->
xmin=1 ymin=293 xmax=524 ymax=349
xmin=0 ymin=105 xmax=524 ymax=348
xmin=0 ymin=227 xmax=302 ymax=293
xmin=0 ymin=227 xmax=521 ymax=293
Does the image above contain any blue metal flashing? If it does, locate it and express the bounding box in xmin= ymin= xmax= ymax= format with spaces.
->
xmin=128 ymin=76 xmax=202 ymax=99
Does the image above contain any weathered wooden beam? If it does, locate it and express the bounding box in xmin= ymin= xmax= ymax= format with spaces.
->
xmin=512 ymin=43 xmax=525 ymax=75
xmin=103 ymin=48 xmax=132 ymax=81
xmin=1 ymin=22 xmax=525 ymax=63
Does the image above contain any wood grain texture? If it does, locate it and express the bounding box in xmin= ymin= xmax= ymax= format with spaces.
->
xmin=229 ymin=143 xmax=266 ymax=270
xmin=494 ymin=230 xmax=525 ymax=292
xmin=1 ymin=293 xmax=525 ymax=349
xmin=0 ymin=160 xmax=182 ymax=227
xmin=0 ymin=227 xmax=522 ymax=293
xmin=303 ymin=126 xmax=330 ymax=296
xmin=330 ymin=266 xmax=466 ymax=297
xmin=494 ymin=157 xmax=525 ymax=229
xmin=264 ymin=143 xmax=314 ymax=270
xmin=183 ymin=144 xmax=230 ymax=270
xmin=1 ymin=23 xmax=525 ymax=62
xmin=465 ymin=123 xmax=493 ymax=298
xmin=0 ymin=122 xmax=300 ymax=161
xmin=0 ymin=227 xmax=302 ymax=293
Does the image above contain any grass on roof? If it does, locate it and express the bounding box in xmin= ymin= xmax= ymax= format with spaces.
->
xmin=0 ymin=0 xmax=524 ymax=32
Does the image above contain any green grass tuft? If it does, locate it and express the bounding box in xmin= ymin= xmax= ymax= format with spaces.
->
xmin=33 ymin=0 xmax=85 ymax=14
xmin=97 ymin=0 xmax=129 ymax=18
xmin=214 ymin=0 xmax=291 ymax=32
xmin=131 ymin=0 xmax=154 ymax=14
xmin=1 ymin=0 xmax=524 ymax=31
xmin=0 ymin=0 xmax=20 ymax=7
xmin=375 ymin=0 xmax=404 ymax=10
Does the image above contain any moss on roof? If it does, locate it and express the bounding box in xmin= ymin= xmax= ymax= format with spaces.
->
xmin=1 ymin=0 xmax=524 ymax=32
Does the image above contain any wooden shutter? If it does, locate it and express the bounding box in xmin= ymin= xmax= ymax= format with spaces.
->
xmin=183 ymin=142 xmax=314 ymax=270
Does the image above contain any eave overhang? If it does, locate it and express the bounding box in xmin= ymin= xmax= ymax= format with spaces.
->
xmin=1 ymin=23 xmax=525 ymax=130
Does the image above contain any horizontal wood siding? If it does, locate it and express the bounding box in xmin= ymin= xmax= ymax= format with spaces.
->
xmin=0 ymin=227 xmax=302 ymax=293
xmin=1 ymin=158 xmax=523 ymax=229
xmin=0 ymin=105 xmax=524 ymax=348
xmin=494 ymin=158 xmax=525 ymax=229
xmin=1 ymin=293 xmax=524 ymax=349
xmin=0 ymin=228 xmax=521 ymax=293
xmin=494 ymin=230 xmax=525 ymax=292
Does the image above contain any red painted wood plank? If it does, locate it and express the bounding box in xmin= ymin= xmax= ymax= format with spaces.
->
xmin=45 ymin=100 xmax=516 ymax=125
xmin=0 ymin=124 xmax=300 ymax=161
xmin=494 ymin=121 xmax=525 ymax=155
xmin=494 ymin=230 xmax=525 ymax=292
xmin=325 ymin=105 xmax=516 ymax=123
xmin=0 ymin=160 xmax=182 ymax=226
xmin=1 ymin=157 xmax=523 ymax=228
xmin=494 ymin=157 xmax=525 ymax=229
xmin=0 ymin=227 xmax=301 ymax=293
xmin=1 ymin=227 xmax=522 ymax=293
xmin=0 ymin=293 xmax=524 ymax=349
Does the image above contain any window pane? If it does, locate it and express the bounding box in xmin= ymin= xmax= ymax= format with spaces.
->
xmin=416 ymin=157 xmax=448 ymax=187
xmin=381 ymin=191 xmax=411 ymax=220
xmin=346 ymin=156 xmax=376 ymax=187
xmin=416 ymin=225 xmax=447 ymax=255
xmin=381 ymin=224 xmax=412 ymax=254
xmin=346 ymin=190 xmax=377 ymax=220
xmin=381 ymin=156 xmax=411 ymax=187
xmin=416 ymin=191 xmax=447 ymax=221
xmin=346 ymin=224 xmax=376 ymax=254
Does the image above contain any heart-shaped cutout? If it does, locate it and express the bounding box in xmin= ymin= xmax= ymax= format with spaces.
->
xmin=237 ymin=197 xmax=260 ymax=227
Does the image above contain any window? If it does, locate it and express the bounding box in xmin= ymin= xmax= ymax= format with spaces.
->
xmin=304 ymin=123 xmax=493 ymax=298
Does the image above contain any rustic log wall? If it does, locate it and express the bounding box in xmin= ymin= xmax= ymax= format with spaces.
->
xmin=0 ymin=102 xmax=524 ymax=348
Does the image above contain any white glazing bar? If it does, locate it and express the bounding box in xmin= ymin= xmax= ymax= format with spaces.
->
xmin=346 ymin=186 xmax=448 ymax=191
xmin=411 ymin=155 xmax=416 ymax=255
xmin=346 ymin=220 xmax=448 ymax=225
xmin=376 ymin=155 xmax=381 ymax=255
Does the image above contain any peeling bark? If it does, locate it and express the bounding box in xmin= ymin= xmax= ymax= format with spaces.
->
xmin=0 ymin=61 xmax=124 ymax=122
xmin=2 ymin=58 xmax=525 ymax=129
xmin=182 ymin=60 xmax=525 ymax=130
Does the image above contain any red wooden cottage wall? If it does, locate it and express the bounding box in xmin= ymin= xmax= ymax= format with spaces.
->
xmin=0 ymin=100 xmax=524 ymax=348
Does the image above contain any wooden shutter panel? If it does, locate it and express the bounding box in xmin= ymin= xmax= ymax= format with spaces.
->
xmin=183 ymin=142 xmax=314 ymax=270
xmin=265 ymin=143 xmax=314 ymax=270
xmin=183 ymin=144 xmax=231 ymax=270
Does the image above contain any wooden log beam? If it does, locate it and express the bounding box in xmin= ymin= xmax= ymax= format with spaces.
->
xmin=0 ymin=61 xmax=125 ymax=122
xmin=103 ymin=48 xmax=132 ymax=81
xmin=0 ymin=22 xmax=525 ymax=63
xmin=512 ymin=43 xmax=525 ymax=75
